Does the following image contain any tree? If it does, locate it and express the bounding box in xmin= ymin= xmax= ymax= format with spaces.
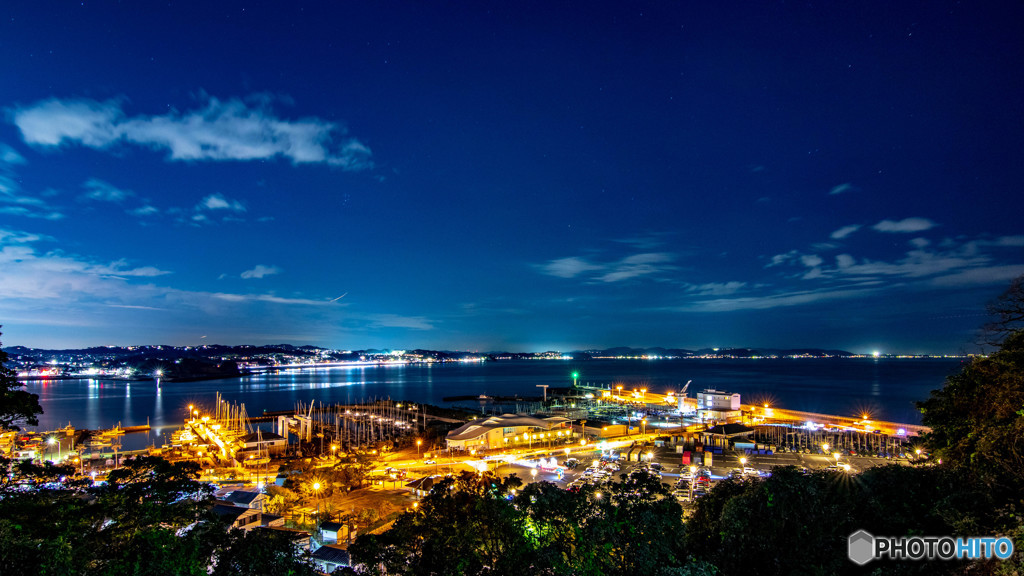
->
xmin=0 ymin=454 xmax=323 ymax=576
xmin=350 ymin=468 xmax=692 ymax=576
xmin=0 ymin=328 xmax=43 ymax=430
xmin=918 ymin=329 xmax=1024 ymax=495
xmin=350 ymin=471 xmax=531 ymax=576
xmin=982 ymin=274 xmax=1024 ymax=346
xmin=211 ymin=528 xmax=319 ymax=576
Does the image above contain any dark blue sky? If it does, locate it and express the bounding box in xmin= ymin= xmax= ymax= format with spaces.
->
xmin=1 ymin=1 xmax=1022 ymax=354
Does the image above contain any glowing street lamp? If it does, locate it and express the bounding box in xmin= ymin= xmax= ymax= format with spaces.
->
xmin=48 ymin=437 xmax=60 ymax=462
xmin=417 ymin=439 xmax=422 ymax=458
xmin=312 ymin=481 xmax=322 ymax=528
xmin=739 ymin=456 xmax=747 ymax=467
xmin=571 ymin=372 xmax=579 ymax=387
xmin=822 ymin=443 xmax=829 ymax=453
xmin=530 ymin=468 xmax=538 ymax=481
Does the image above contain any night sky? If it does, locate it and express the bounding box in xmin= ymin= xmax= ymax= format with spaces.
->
xmin=1 ymin=2 xmax=1022 ymax=354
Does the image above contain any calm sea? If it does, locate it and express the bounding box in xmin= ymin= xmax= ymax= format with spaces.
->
xmin=24 ymin=358 xmax=965 ymax=448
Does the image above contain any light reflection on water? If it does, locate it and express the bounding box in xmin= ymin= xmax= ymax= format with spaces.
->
xmin=25 ymin=358 xmax=964 ymax=448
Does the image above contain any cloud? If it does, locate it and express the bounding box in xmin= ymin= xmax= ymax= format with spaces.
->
xmin=540 ymin=252 xmax=676 ymax=283
xmin=240 ymin=264 xmax=281 ymax=279
xmin=0 ymin=206 xmax=64 ymax=220
xmin=198 ymin=193 xmax=245 ymax=212
xmin=10 ymin=94 xmax=373 ymax=169
xmin=597 ymin=252 xmax=675 ymax=282
xmin=872 ymin=217 xmax=936 ymax=233
xmin=82 ymin=178 xmax=133 ymax=202
xmin=540 ymin=257 xmax=603 ymax=279
xmin=829 ymin=182 xmax=857 ymax=195
xmin=0 ymin=231 xmax=170 ymax=302
xmin=800 ymin=254 xmax=823 ymax=268
xmin=929 ymin=264 xmax=1024 ymax=287
xmin=0 ymin=143 xmax=64 ymax=219
xmin=686 ymin=281 xmax=746 ymax=296
xmin=0 ymin=228 xmax=49 ymax=244
xmin=128 ymin=205 xmax=159 ymax=217
xmin=766 ymin=250 xmax=798 ymax=267
xmin=683 ymin=286 xmax=882 ymax=312
xmin=830 ymin=224 xmax=861 ymax=240
xmin=211 ymin=293 xmax=325 ymax=306
xmin=613 ymin=234 xmax=670 ymax=250
xmin=367 ymin=313 xmax=435 ymax=330
xmin=0 ymin=228 xmax=336 ymax=318
xmin=0 ymin=144 xmax=25 ymax=166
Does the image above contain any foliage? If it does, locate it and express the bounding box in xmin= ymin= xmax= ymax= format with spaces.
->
xmin=982 ymin=274 xmax=1024 ymax=345
xmin=0 ymin=327 xmax=43 ymax=430
xmin=685 ymin=465 xmax=1018 ymax=576
xmin=918 ymin=330 xmax=1024 ymax=496
xmin=0 ymin=455 xmax=319 ymax=576
xmin=211 ymin=528 xmax=319 ymax=576
xmin=349 ymin=469 xmax=691 ymax=576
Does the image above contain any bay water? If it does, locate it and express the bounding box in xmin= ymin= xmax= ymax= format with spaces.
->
xmin=24 ymin=358 xmax=965 ymax=449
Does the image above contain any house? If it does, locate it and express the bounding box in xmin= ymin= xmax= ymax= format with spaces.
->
xmin=260 ymin=513 xmax=286 ymax=528
xmin=257 ymin=525 xmax=311 ymax=552
xmin=445 ymin=414 xmax=572 ymax=451
xmin=696 ymin=389 xmax=742 ymax=423
xmin=319 ymin=520 xmax=350 ymax=544
xmin=311 ymin=544 xmax=351 ymax=574
xmin=239 ymin=431 xmax=288 ymax=455
xmin=700 ymin=423 xmax=756 ymax=449
xmin=211 ymin=503 xmax=262 ymax=531
xmin=405 ymin=476 xmax=436 ymax=498
xmin=218 ymin=488 xmax=267 ymax=511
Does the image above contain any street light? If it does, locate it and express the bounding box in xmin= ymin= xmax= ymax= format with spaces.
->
xmin=417 ymin=439 xmax=422 ymax=458
xmin=312 ymin=481 xmax=322 ymax=529
xmin=739 ymin=456 xmax=747 ymax=467
xmin=572 ymin=372 xmax=579 ymax=387
xmin=530 ymin=468 xmax=537 ymax=481
xmin=822 ymin=443 xmax=829 ymax=453
xmin=47 ymin=437 xmax=60 ymax=463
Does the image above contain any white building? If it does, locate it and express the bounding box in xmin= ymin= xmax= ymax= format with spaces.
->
xmin=696 ymin=389 xmax=741 ymax=422
xmin=446 ymin=414 xmax=572 ymax=451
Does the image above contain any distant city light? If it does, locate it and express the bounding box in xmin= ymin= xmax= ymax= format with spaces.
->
xmin=872 ymin=350 xmax=881 ymax=358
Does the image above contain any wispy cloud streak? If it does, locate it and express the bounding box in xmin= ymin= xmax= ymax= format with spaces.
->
xmin=11 ymin=95 xmax=372 ymax=169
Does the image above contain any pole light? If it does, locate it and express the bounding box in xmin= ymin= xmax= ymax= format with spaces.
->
xmin=312 ymin=481 xmax=322 ymax=528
